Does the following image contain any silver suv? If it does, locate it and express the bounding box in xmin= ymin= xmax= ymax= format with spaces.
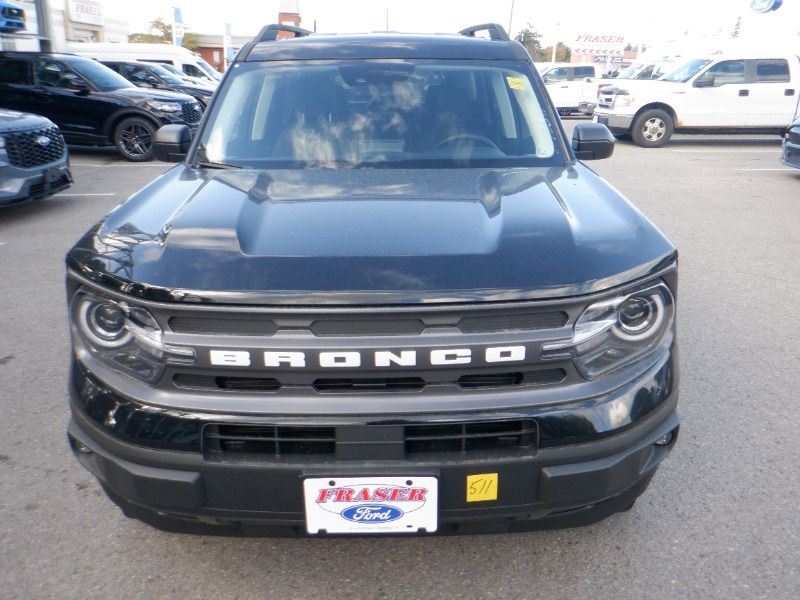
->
xmin=0 ymin=108 xmax=72 ymax=208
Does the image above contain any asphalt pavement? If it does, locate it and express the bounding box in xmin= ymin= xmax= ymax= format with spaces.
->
xmin=1 ymin=126 xmax=799 ymax=599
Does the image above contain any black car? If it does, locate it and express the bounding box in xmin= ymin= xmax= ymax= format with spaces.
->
xmin=101 ymin=60 xmax=214 ymax=107
xmin=0 ymin=108 xmax=71 ymax=207
xmin=0 ymin=52 xmax=204 ymax=161
xmin=65 ymin=24 xmax=679 ymax=536
xmin=782 ymin=117 xmax=800 ymax=169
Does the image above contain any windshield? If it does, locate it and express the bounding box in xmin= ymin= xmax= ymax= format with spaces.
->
xmin=65 ymin=57 xmax=134 ymax=91
xmin=197 ymin=60 xmax=560 ymax=169
xmin=615 ymin=64 xmax=642 ymax=79
xmin=197 ymin=58 xmax=222 ymax=80
xmin=147 ymin=63 xmax=184 ymax=85
xmin=662 ymin=59 xmax=712 ymax=83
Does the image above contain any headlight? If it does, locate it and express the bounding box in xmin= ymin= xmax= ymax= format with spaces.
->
xmin=71 ymin=291 xmax=195 ymax=383
xmin=147 ymin=100 xmax=182 ymax=113
xmin=543 ymin=282 xmax=674 ymax=379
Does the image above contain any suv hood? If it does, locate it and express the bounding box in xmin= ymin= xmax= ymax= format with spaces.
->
xmin=0 ymin=108 xmax=52 ymax=131
xmin=109 ymin=87 xmax=196 ymax=104
xmin=67 ymin=165 xmax=676 ymax=305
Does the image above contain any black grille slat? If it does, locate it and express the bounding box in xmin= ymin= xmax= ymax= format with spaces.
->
xmin=313 ymin=377 xmax=425 ymax=393
xmin=458 ymin=311 xmax=568 ymax=333
xmin=204 ymin=424 xmax=337 ymax=461
xmin=311 ymin=319 xmax=425 ymax=336
xmin=5 ymin=126 xmax=66 ymax=168
xmin=173 ymin=374 xmax=281 ymax=391
xmin=169 ymin=316 xmax=277 ymax=335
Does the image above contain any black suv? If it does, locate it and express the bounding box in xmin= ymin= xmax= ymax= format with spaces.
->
xmin=65 ymin=24 xmax=679 ymax=536
xmin=100 ymin=61 xmax=214 ymax=107
xmin=0 ymin=52 xmax=204 ymax=161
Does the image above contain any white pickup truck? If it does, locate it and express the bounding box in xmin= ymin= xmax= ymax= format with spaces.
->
xmin=593 ymin=54 xmax=800 ymax=147
xmin=538 ymin=63 xmax=600 ymax=116
xmin=577 ymin=59 xmax=680 ymax=115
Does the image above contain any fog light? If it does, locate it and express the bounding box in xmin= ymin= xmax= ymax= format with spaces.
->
xmin=654 ymin=431 xmax=674 ymax=447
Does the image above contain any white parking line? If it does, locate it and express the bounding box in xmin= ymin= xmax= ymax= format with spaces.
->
xmin=669 ymin=149 xmax=779 ymax=153
xmin=736 ymin=168 xmax=796 ymax=172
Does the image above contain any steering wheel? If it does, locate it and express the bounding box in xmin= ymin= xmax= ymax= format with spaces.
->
xmin=434 ymin=133 xmax=500 ymax=150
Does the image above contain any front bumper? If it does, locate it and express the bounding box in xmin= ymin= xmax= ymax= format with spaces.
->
xmin=67 ymin=348 xmax=680 ymax=535
xmin=593 ymin=111 xmax=635 ymax=132
xmin=0 ymin=162 xmax=72 ymax=208
xmin=781 ymin=138 xmax=800 ymax=169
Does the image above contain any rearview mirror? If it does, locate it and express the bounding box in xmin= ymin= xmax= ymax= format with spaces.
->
xmin=153 ymin=124 xmax=191 ymax=162
xmin=572 ymin=123 xmax=615 ymax=160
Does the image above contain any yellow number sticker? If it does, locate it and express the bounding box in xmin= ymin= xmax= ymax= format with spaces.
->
xmin=506 ymin=76 xmax=525 ymax=90
xmin=466 ymin=473 xmax=498 ymax=502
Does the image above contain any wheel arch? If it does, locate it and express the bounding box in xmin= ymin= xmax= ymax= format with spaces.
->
xmin=104 ymin=110 xmax=162 ymax=144
xmin=632 ymin=103 xmax=678 ymax=127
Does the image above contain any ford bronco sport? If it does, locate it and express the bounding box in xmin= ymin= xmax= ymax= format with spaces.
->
xmin=65 ymin=23 xmax=679 ymax=535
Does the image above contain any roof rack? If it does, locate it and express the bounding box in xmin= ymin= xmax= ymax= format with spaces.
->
xmin=458 ymin=23 xmax=510 ymax=42
xmin=254 ymin=23 xmax=313 ymax=43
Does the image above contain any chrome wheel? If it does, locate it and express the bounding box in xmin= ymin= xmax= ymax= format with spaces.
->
xmin=641 ymin=117 xmax=666 ymax=143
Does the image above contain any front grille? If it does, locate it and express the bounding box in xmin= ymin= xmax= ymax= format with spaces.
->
xmin=789 ymin=128 xmax=800 ymax=145
xmin=167 ymin=310 xmax=567 ymax=336
xmin=181 ymin=102 xmax=203 ymax=124
xmin=174 ymin=374 xmax=280 ymax=391
xmin=313 ymin=377 xmax=425 ymax=393
xmin=203 ymin=418 xmax=538 ymax=462
xmin=5 ymin=126 xmax=66 ymax=168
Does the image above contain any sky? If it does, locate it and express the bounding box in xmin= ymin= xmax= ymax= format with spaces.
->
xmin=102 ymin=0 xmax=800 ymax=52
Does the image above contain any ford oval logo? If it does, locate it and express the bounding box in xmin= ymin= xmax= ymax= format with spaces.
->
xmin=35 ymin=135 xmax=52 ymax=147
xmin=341 ymin=504 xmax=404 ymax=523
xmin=750 ymin=0 xmax=782 ymax=12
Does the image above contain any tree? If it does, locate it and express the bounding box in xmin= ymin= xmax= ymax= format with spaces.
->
xmin=540 ymin=43 xmax=572 ymax=63
xmin=515 ymin=25 xmax=543 ymax=59
xmin=129 ymin=18 xmax=200 ymax=51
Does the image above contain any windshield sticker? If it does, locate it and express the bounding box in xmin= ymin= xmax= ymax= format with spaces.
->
xmin=506 ymin=76 xmax=525 ymax=90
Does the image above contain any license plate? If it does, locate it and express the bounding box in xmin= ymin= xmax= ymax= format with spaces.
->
xmin=303 ymin=476 xmax=438 ymax=534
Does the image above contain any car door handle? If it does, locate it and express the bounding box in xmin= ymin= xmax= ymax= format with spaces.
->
xmin=739 ymin=89 xmax=749 ymax=97
xmin=786 ymin=89 xmax=795 ymax=96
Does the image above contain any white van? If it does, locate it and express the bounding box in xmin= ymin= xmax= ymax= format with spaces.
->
xmin=65 ymin=43 xmax=221 ymax=84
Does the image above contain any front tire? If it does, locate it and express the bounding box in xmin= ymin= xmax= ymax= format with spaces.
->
xmin=631 ymin=109 xmax=674 ymax=148
xmin=114 ymin=117 xmax=157 ymax=162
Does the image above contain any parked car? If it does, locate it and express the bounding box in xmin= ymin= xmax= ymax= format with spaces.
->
xmin=594 ymin=53 xmax=800 ymax=147
xmin=65 ymin=23 xmax=679 ymax=536
xmin=782 ymin=117 xmax=800 ymax=169
xmin=0 ymin=52 xmax=204 ymax=161
xmin=538 ymin=62 xmax=600 ymax=116
xmin=0 ymin=1 xmax=25 ymax=33
xmin=578 ymin=59 xmax=680 ymax=115
xmin=66 ymin=42 xmax=221 ymax=84
xmin=0 ymin=108 xmax=71 ymax=208
xmin=101 ymin=60 xmax=214 ymax=107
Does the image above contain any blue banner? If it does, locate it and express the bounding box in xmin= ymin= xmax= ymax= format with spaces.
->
xmin=173 ymin=7 xmax=184 ymax=46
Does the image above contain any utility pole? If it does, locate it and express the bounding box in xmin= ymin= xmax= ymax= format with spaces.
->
xmin=35 ymin=0 xmax=53 ymax=51
xmin=386 ymin=8 xmax=389 ymax=32
xmin=508 ymin=0 xmax=514 ymax=36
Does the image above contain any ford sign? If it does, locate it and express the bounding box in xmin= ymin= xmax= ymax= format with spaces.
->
xmin=750 ymin=0 xmax=783 ymax=12
xmin=341 ymin=504 xmax=404 ymax=524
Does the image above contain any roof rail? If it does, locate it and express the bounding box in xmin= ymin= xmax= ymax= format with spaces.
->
xmin=458 ymin=23 xmax=510 ymax=42
xmin=254 ymin=23 xmax=313 ymax=43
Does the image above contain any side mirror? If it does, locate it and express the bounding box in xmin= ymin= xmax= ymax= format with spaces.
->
xmin=572 ymin=123 xmax=615 ymax=160
xmin=67 ymin=78 xmax=89 ymax=94
xmin=153 ymin=124 xmax=191 ymax=162
xmin=694 ymin=75 xmax=714 ymax=88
